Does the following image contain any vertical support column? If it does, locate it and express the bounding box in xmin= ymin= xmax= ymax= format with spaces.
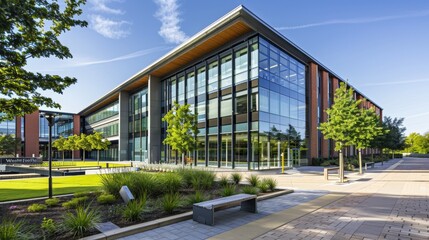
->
xmin=119 ymin=91 xmax=129 ymax=161
xmin=148 ymin=75 xmax=161 ymax=164
xmin=25 ymin=110 xmax=39 ymax=157
xmin=308 ymin=63 xmax=318 ymax=163
xmin=73 ymin=115 xmax=81 ymax=159
xmin=321 ymin=71 xmax=329 ymax=158
xmin=15 ymin=117 xmax=21 ymax=157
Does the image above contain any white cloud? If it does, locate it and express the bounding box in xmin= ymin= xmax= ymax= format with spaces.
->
xmin=277 ymin=10 xmax=429 ymax=30
xmin=90 ymin=15 xmax=131 ymax=39
xmin=73 ymin=46 xmax=172 ymax=66
xmin=154 ymin=0 xmax=189 ymax=44
xmin=91 ymin=0 xmax=124 ymax=15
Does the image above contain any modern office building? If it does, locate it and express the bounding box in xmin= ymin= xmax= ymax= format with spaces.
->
xmin=78 ymin=5 xmax=382 ymax=169
xmin=1 ymin=6 xmax=381 ymax=169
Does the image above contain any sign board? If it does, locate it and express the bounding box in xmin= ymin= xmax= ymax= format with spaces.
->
xmin=119 ymin=185 xmax=135 ymax=203
xmin=0 ymin=157 xmax=42 ymax=165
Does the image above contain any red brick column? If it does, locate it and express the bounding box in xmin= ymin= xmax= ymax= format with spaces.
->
xmin=24 ymin=111 xmax=40 ymax=157
xmin=309 ymin=63 xmax=318 ymax=162
xmin=320 ymin=71 xmax=329 ymax=158
xmin=73 ymin=115 xmax=81 ymax=159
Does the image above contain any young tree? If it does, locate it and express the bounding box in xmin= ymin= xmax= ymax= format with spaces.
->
xmin=405 ymin=132 xmax=429 ymax=154
xmin=53 ymin=136 xmax=67 ymax=162
xmin=0 ymin=0 xmax=87 ymax=120
xmin=88 ymin=132 xmax=111 ymax=165
xmin=0 ymin=135 xmax=21 ymax=156
xmin=64 ymin=134 xmax=79 ymax=161
xmin=353 ymin=107 xmax=384 ymax=174
xmin=77 ymin=134 xmax=92 ymax=161
xmin=319 ymin=82 xmax=361 ymax=183
xmin=372 ymin=117 xmax=406 ymax=158
xmin=162 ymin=102 xmax=198 ymax=167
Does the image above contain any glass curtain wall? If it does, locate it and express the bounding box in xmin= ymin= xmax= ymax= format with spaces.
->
xmin=128 ymin=88 xmax=148 ymax=162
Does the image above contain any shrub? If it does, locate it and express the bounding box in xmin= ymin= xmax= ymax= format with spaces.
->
xmin=0 ymin=219 xmax=24 ymax=240
xmin=230 ymin=173 xmax=242 ymax=185
xmin=258 ymin=182 xmax=269 ymax=193
xmin=246 ymin=174 xmax=260 ymax=187
xmin=241 ymin=185 xmax=259 ymax=195
xmin=177 ymin=169 xmax=215 ymax=190
xmin=28 ymin=203 xmax=47 ymax=212
xmin=218 ymin=175 xmax=229 ymax=187
xmin=45 ymin=197 xmax=60 ymax=207
xmin=62 ymin=196 xmax=89 ymax=209
xmin=62 ymin=205 xmax=100 ymax=238
xmin=220 ymin=184 xmax=236 ymax=197
xmin=161 ymin=192 xmax=181 ymax=213
xmin=41 ymin=217 xmax=56 ymax=235
xmin=74 ymin=191 xmax=93 ymax=198
xmin=97 ymin=194 xmax=116 ymax=204
xmin=186 ymin=191 xmax=206 ymax=205
xmin=99 ymin=172 xmax=133 ymax=197
xmin=129 ymin=172 xmax=157 ymax=198
xmin=262 ymin=178 xmax=277 ymax=191
xmin=122 ymin=199 xmax=146 ymax=222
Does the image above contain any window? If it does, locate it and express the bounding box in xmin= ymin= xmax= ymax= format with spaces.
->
xmin=197 ymin=101 xmax=206 ymax=122
xmin=235 ymin=90 xmax=247 ymax=114
xmin=197 ymin=67 xmax=206 ymax=95
xmin=220 ymin=94 xmax=232 ymax=117
xmin=178 ymin=76 xmax=185 ymax=103
xmin=208 ymin=98 xmax=218 ymax=119
xmin=208 ymin=61 xmax=218 ymax=92
xmin=251 ymin=88 xmax=258 ymax=112
xmin=250 ymin=43 xmax=258 ymax=79
xmin=234 ymin=48 xmax=248 ymax=84
xmin=170 ymin=78 xmax=176 ymax=101
xmin=260 ymin=88 xmax=269 ymax=112
xmin=280 ymin=95 xmax=289 ymax=117
xmin=270 ymin=91 xmax=280 ymax=115
xmin=220 ymin=55 xmax=232 ymax=88
xmin=187 ymin=72 xmax=195 ymax=99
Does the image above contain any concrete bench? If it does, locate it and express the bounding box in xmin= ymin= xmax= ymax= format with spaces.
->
xmin=365 ymin=162 xmax=375 ymax=170
xmin=193 ymin=193 xmax=257 ymax=226
xmin=324 ymin=167 xmax=340 ymax=180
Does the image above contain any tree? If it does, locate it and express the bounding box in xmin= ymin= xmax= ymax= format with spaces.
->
xmin=404 ymin=132 xmax=429 ymax=154
xmin=0 ymin=0 xmax=87 ymax=120
xmin=0 ymin=135 xmax=21 ymax=156
xmin=53 ymin=136 xmax=67 ymax=162
xmin=162 ymin=102 xmax=198 ymax=166
xmin=64 ymin=134 xmax=79 ymax=161
xmin=76 ymin=134 xmax=92 ymax=161
xmin=372 ymin=117 xmax=406 ymax=158
xmin=88 ymin=132 xmax=111 ymax=165
xmin=353 ymin=107 xmax=384 ymax=174
xmin=319 ymin=82 xmax=361 ymax=183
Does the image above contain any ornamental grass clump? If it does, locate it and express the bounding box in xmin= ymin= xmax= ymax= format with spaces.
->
xmin=246 ymin=174 xmax=260 ymax=187
xmin=45 ymin=197 xmax=60 ymax=207
xmin=28 ymin=203 xmax=47 ymax=212
xmin=177 ymin=168 xmax=215 ymax=190
xmin=122 ymin=198 xmax=146 ymax=222
xmin=0 ymin=219 xmax=25 ymax=240
xmin=230 ymin=173 xmax=242 ymax=185
xmin=220 ymin=184 xmax=236 ymax=197
xmin=218 ymin=175 xmax=229 ymax=187
xmin=161 ymin=192 xmax=181 ymax=213
xmin=186 ymin=191 xmax=206 ymax=205
xmin=241 ymin=185 xmax=259 ymax=195
xmin=159 ymin=173 xmax=183 ymax=193
xmin=262 ymin=177 xmax=277 ymax=192
xmin=62 ymin=205 xmax=100 ymax=238
xmin=258 ymin=182 xmax=269 ymax=193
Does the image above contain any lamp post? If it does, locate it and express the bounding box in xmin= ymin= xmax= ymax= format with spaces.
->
xmin=41 ymin=112 xmax=57 ymax=199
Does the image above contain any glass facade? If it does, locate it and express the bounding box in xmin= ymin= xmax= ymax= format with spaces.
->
xmin=160 ymin=35 xmax=307 ymax=169
xmin=86 ymin=101 xmax=119 ymax=125
xmin=39 ymin=113 xmax=74 ymax=139
xmin=128 ymin=88 xmax=148 ymax=162
xmin=0 ymin=114 xmax=16 ymax=135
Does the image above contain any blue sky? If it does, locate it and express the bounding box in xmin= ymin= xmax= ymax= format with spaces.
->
xmin=26 ymin=0 xmax=429 ymax=135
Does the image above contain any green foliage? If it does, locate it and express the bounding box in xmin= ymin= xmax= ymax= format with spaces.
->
xmin=62 ymin=205 xmax=101 ymax=238
xmin=87 ymin=132 xmax=111 ymax=162
xmin=41 ymin=217 xmax=56 ymax=235
xmin=319 ymin=82 xmax=362 ymax=151
xmin=258 ymin=182 xmax=269 ymax=193
xmin=53 ymin=136 xmax=67 ymax=161
xmin=122 ymin=199 xmax=146 ymax=222
xmin=219 ymin=175 xmax=229 ymax=187
xmin=0 ymin=219 xmax=25 ymax=240
xmin=246 ymin=174 xmax=260 ymax=187
xmin=177 ymin=168 xmax=215 ymax=190
xmin=241 ymin=185 xmax=259 ymax=195
xmin=372 ymin=117 xmax=406 ymax=153
xmin=0 ymin=135 xmax=21 ymax=156
xmin=161 ymin=192 xmax=181 ymax=213
xmin=220 ymin=184 xmax=236 ymax=197
xmin=262 ymin=178 xmax=277 ymax=191
xmin=74 ymin=191 xmax=93 ymax=198
xmin=27 ymin=203 xmax=47 ymax=212
xmin=354 ymin=107 xmax=384 ymax=150
xmin=77 ymin=134 xmax=92 ymax=161
xmin=230 ymin=173 xmax=242 ymax=185
xmin=186 ymin=191 xmax=206 ymax=205
xmin=62 ymin=196 xmax=89 ymax=209
xmin=97 ymin=194 xmax=116 ymax=204
xmin=0 ymin=0 xmax=87 ymax=120
xmin=64 ymin=134 xmax=79 ymax=160
xmin=159 ymin=173 xmax=183 ymax=193
xmin=162 ymin=102 xmax=198 ymax=164
xmin=405 ymin=132 xmax=429 ymax=154
xmin=45 ymin=197 xmax=60 ymax=207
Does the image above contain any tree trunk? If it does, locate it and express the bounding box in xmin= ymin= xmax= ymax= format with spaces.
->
xmin=358 ymin=149 xmax=363 ymax=175
xmin=72 ymin=151 xmax=74 ymax=162
xmin=181 ymin=153 xmax=185 ymax=167
xmin=83 ymin=150 xmax=85 ymax=162
xmin=339 ymin=149 xmax=344 ymax=183
xmin=97 ymin=150 xmax=100 ymax=166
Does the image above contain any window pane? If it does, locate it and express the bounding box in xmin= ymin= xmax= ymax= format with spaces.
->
xmin=235 ymin=91 xmax=247 ymax=114
xmin=208 ymin=98 xmax=218 ymax=119
xmin=187 ymin=72 xmax=195 ymax=99
xmin=220 ymin=55 xmax=232 ymax=88
xmin=197 ymin=67 xmax=206 ymax=95
xmin=234 ymin=48 xmax=248 ymax=84
xmin=270 ymin=91 xmax=280 ymax=115
xmin=260 ymin=88 xmax=269 ymax=112
xmin=208 ymin=62 xmax=218 ymax=92
xmin=220 ymin=94 xmax=232 ymax=117
xmin=197 ymin=101 xmax=206 ymax=122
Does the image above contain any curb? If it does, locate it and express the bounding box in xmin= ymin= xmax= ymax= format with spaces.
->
xmin=81 ymin=189 xmax=294 ymax=240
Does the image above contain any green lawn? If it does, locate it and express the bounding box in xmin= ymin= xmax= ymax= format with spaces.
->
xmin=35 ymin=161 xmax=131 ymax=168
xmin=0 ymin=175 xmax=102 ymax=202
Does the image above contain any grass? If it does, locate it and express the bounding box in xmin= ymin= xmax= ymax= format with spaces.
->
xmin=0 ymin=175 xmax=102 ymax=202
xmin=36 ymin=161 xmax=130 ymax=168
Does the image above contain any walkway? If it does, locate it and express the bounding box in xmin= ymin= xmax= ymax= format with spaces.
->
xmin=121 ymin=158 xmax=429 ymax=239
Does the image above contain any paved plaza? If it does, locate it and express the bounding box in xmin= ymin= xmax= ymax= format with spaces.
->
xmin=121 ymin=157 xmax=429 ymax=240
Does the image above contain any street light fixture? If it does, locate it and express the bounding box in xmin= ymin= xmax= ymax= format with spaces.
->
xmin=40 ymin=112 xmax=59 ymax=199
